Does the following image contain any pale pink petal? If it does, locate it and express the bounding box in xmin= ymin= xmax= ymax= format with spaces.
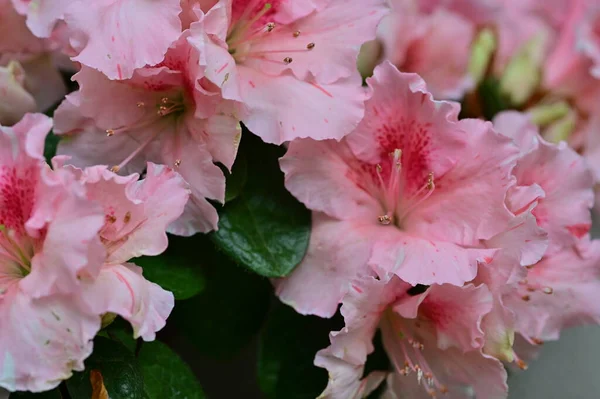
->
xmin=81 ymin=263 xmax=174 ymax=341
xmin=235 ymin=66 xmax=366 ymax=144
xmin=18 ymin=54 xmax=67 ymax=112
xmin=315 ymin=275 xmax=405 ymax=398
xmin=0 ymin=287 xmax=99 ymax=392
xmin=66 ymin=0 xmax=182 ymax=80
xmin=190 ymin=114 xmax=241 ymax=171
xmin=280 ymin=139 xmax=380 ymax=221
xmin=0 ymin=0 xmax=45 ymax=55
xmin=493 ymin=111 xmax=540 ymax=156
xmin=106 ymin=163 xmax=190 ymax=262
xmin=413 ymin=284 xmax=493 ymax=352
xmin=512 ymin=138 xmax=594 ymax=253
xmin=275 ymin=213 xmax=379 ymax=318
xmin=244 ymin=0 xmax=388 ymax=84
xmin=505 ymin=239 xmax=600 ymax=341
xmin=15 ymin=0 xmax=74 ymax=38
xmin=159 ymin=134 xmax=225 ymax=235
xmin=369 ymin=229 xmax=495 ymax=286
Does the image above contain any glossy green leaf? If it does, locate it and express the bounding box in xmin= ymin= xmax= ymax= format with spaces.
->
xmin=138 ymin=341 xmax=205 ymax=399
xmin=211 ymin=133 xmax=311 ymax=278
xmin=44 ymin=132 xmax=60 ymax=163
xmin=135 ymin=235 xmax=206 ymax=300
xmin=10 ymin=389 xmax=62 ymax=399
xmin=258 ymin=300 xmax=344 ymax=399
xmin=171 ymin=236 xmax=271 ymax=358
xmin=66 ymin=337 xmax=144 ymax=399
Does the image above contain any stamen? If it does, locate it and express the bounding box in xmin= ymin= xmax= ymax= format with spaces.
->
xmin=543 ymin=287 xmax=553 ymax=295
xmin=174 ymin=159 xmax=181 ymax=168
xmin=378 ymin=215 xmax=392 ymax=225
xmin=397 ymin=172 xmax=435 ymax=222
xmin=307 ymin=42 xmax=315 ymax=50
xmin=283 ymin=57 xmax=293 ymax=64
xmin=521 ymin=295 xmax=531 ymax=301
xmin=106 ymin=129 xmax=115 ymax=137
xmin=137 ymin=102 xmax=145 ymax=107
xmin=293 ymin=31 xmax=301 ymax=37
xmin=266 ymin=22 xmax=275 ymax=32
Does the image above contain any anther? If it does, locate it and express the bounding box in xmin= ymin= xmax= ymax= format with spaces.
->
xmin=307 ymin=42 xmax=315 ymax=50
xmin=283 ymin=57 xmax=293 ymax=64
xmin=136 ymin=102 xmax=145 ymax=107
xmin=440 ymin=386 xmax=449 ymax=394
xmin=161 ymin=97 xmax=169 ymax=104
xmin=293 ymin=31 xmax=301 ymax=37
xmin=543 ymin=287 xmax=554 ymax=295
xmin=518 ymin=279 xmax=528 ymax=285
xmin=106 ymin=129 xmax=115 ymax=137
xmin=124 ymin=212 xmax=131 ymax=224
xmin=527 ymin=287 xmax=536 ymax=292
xmin=516 ymin=359 xmax=528 ymax=370
xmin=174 ymin=159 xmax=181 ymax=168
xmin=521 ymin=295 xmax=530 ymax=301
xmin=110 ymin=165 xmax=120 ymax=173
xmin=266 ymin=22 xmax=275 ymax=32
xmin=426 ymin=172 xmax=435 ymax=190
xmin=531 ymin=337 xmax=544 ymax=345
xmin=107 ymin=215 xmax=117 ymax=224
xmin=378 ymin=215 xmax=391 ymax=225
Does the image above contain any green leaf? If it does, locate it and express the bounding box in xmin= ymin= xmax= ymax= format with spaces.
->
xmin=66 ymin=337 xmax=145 ymax=399
xmin=478 ymin=78 xmax=509 ymax=120
xmin=138 ymin=341 xmax=205 ymax=399
xmin=225 ymin=151 xmax=248 ymax=202
xmin=103 ymin=317 xmax=138 ymax=353
xmin=10 ymin=389 xmax=62 ymax=399
xmin=171 ymin=235 xmax=271 ymax=358
xmin=44 ymin=132 xmax=60 ymax=163
xmin=258 ymin=300 xmax=344 ymax=399
xmin=135 ymin=235 xmax=206 ymax=300
xmin=210 ymin=133 xmax=311 ymax=278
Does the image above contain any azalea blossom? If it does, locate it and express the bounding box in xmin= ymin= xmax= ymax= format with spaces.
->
xmin=0 ymin=113 xmax=188 ymax=392
xmin=315 ymin=273 xmax=508 ymax=399
xmin=12 ymin=0 xmax=183 ymax=80
xmin=187 ymin=0 xmax=389 ymax=144
xmin=55 ymin=33 xmax=240 ymax=235
xmin=276 ymin=62 xmax=520 ymax=317
xmin=377 ymin=0 xmax=476 ymax=99
xmin=477 ymin=111 xmax=600 ymax=360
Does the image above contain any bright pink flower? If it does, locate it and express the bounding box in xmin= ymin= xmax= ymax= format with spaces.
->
xmin=55 ymin=34 xmax=240 ymax=235
xmin=276 ymin=62 xmax=519 ymax=317
xmin=14 ymin=0 xmax=183 ymax=80
xmin=0 ymin=114 xmax=187 ymax=392
xmin=378 ymin=1 xmax=475 ymax=99
xmin=315 ymin=273 xmax=507 ymax=399
xmin=187 ymin=0 xmax=388 ymax=144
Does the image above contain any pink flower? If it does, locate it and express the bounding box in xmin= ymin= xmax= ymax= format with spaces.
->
xmin=55 ymin=33 xmax=240 ymax=235
xmin=378 ymin=0 xmax=476 ymax=99
xmin=0 ymin=114 xmax=188 ymax=392
xmin=315 ymin=273 xmax=507 ymax=399
xmin=276 ymin=62 xmax=519 ymax=317
xmin=187 ymin=0 xmax=389 ymax=144
xmin=14 ymin=0 xmax=183 ymax=80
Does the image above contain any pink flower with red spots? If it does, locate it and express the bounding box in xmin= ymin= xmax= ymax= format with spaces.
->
xmin=0 ymin=113 xmax=188 ymax=392
xmin=187 ymin=0 xmax=389 ymax=144
xmin=276 ymin=62 xmax=520 ymax=317
xmin=315 ymin=273 xmax=508 ymax=399
xmin=55 ymin=33 xmax=240 ymax=235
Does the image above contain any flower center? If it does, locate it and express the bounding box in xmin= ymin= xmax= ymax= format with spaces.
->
xmin=381 ymin=309 xmax=448 ymax=397
xmin=105 ymin=93 xmax=187 ymax=173
xmin=373 ymin=149 xmax=436 ymax=228
xmin=0 ymin=225 xmax=35 ymax=291
xmin=225 ymin=1 xmax=316 ymax=65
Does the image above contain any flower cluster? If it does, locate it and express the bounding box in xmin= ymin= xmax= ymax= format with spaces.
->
xmin=1 ymin=0 xmax=600 ymax=398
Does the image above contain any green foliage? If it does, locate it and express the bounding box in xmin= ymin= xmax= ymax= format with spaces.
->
xmin=66 ymin=337 xmax=145 ymax=399
xmin=138 ymin=341 xmax=205 ymax=399
xmin=171 ymin=235 xmax=271 ymax=359
xmin=211 ymin=133 xmax=311 ymax=278
xmin=135 ymin=235 xmax=206 ymax=300
xmin=10 ymin=390 xmax=62 ymax=398
xmin=258 ymin=300 xmax=344 ymax=399
xmin=43 ymin=132 xmax=60 ymax=163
